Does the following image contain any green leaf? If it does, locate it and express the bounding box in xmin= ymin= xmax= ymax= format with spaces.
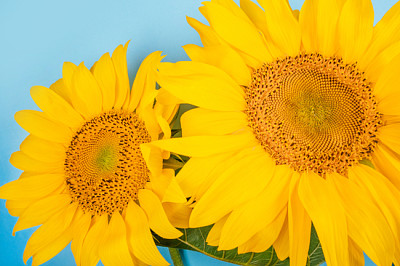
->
xmin=154 ymin=224 xmax=324 ymax=266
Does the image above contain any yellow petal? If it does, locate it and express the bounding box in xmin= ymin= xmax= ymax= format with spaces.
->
xmin=20 ymin=135 xmax=65 ymax=163
xmin=349 ymin=238 xmax=365 ymax=266
xmin=180 ymin=108 xmax=247 ymax=137
xmin=80 ymin=214 xmax=108 ymax=266
xmin=50 ymin=78 xmax=72 ymax=105
xmin=129 ymin=51 xmax=163 ymax=112
xmin=207 ymin=215 xmax=229 ymax=247
xmin=257 ymin=0 xmax=301 ymax=56
xmin=337 ymin=0 xmax=374 ymax=64
xmin=372 ymin=144 xmax=400 ymax=190
xmin=92 ymin=52 xmax=116 ymax=111
xmin=183 ymin=44 xmax=251 ymax=85
xmin=288 ymin=174 xmax=311 ymax=266
xmin=111 ymin=42 xmax=130 ymax=109
xmin=218 ymin=165 xmax=292 ymax=250
xmin=0 ymin=173 xmax=65 ymax=200
xmin=298 ymin=171 xmax=349 ymax=266
xmin=23 ymin=202 xmax=77 ymax=263
xmin=30 ymin=85 xmax=84 ymax=129
xmin=299 ymin=0 xmax=343 ymax=56
xmin=186 ymin=16 xmax=221 ymax=47
xmin=9 ymin=151 xmax=62 ymax=173
xmin=364 ymin=40 xmax=400 ymax=83
xmin=15 ymin=110 xmax=72 ymax=144
xmin=62 ymin=62 xmax=77 ymax=97
xmin=377 ymin=123 xmax=400 ymax=155
xmin=157 ymin=61 xmax=245 ymax=111
xmin=6 ymin=199 xmax=33 ymax=217
xmin=190 ymin=147 xmax=276 ymax=229
xmin=273 ymin=215 xmax=289 ymax=261
xmin=238 ymin=207 xmax=286 ymax=254
xmin=374 ymin=54 xmax=400 ymax=115
xmin=330 ymin=171 xmax=395 ymax=266
xmin=175 ymin=152 xmax=234 ymax=198
xmin=31 ymin=226 xmax=73 ymax=266
xmin=125 ymin=201 xmax=169 ymax=266
xmin=203 ymin=1 xmax=271 ymax=65
xmin=359 ymin=1 xmax=400 ymax=70
xmin=71 ymin=62 xmax=103 ymax=118
xmin=13 ymin=194 xmax=71 ymax=234
xmin=99 ymin=212 xmax=133 ymax=266
xmin=140 ymin=143 xmax=163 ymax=177
xmin=162 ymin=202 xmax=192 ymax=229
xmin=70 ymin=208 xmax=91 ymax=266
xmin=162 ymin=177 xmax=186 ymax=204
xmin=239 ymin=0 xmax=284 ymax=59
xmin=138 ymin=189 xmax=182 ymax=239
xmin=149 ymin=130 xmax=257 ymax=157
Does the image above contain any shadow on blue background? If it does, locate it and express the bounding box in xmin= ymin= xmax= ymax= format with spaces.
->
xmin=0 ymin=0 xmax=397 ymax=265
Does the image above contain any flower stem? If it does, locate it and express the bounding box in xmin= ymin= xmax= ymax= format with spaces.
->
xmin=169 ymin=248 xmax=184 ymax=266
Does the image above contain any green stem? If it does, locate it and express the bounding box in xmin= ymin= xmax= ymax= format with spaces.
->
xmin=169 ymin=248 xmax=184 ymax=266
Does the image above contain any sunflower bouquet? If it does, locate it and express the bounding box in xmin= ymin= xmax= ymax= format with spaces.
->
xmin=1 ymin=0 xmax=400 ymax=266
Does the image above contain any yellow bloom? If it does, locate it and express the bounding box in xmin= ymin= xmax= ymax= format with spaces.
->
xmin=0 ymin=42 xmax=185 ymax=266
xmin=153 ymin=0 xmax=400 ymax=265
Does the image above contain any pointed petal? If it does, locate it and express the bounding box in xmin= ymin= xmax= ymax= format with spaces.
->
xmin=349 ymin=237 xmax=365 ymax=266
xmin=330 ymin=171 xmax=395 ymax=266
xmin=218 ymin=165 xmax=292 ymax=249
xmin=162 ymin=202 xmax=192 ymax=229
xmin=202 ymin=1 xmax=271 ymax=65
xmin=111 ymin=42 xmax=130 ymax=109
xmin=372 ymin=144 xmax=400 ymax=190
xmin=337 ymin=0 xmax=374 ymax=64
xmin=300 ymin=0 xmax=344 ymax=56
xmin=360 ymin=1 xmax=400 ymax=69
xmin=19 ymin=135 xmax=65 ymax=163
xmin=0 ymin=173 xmax=65 ymax=200
xmin=23 ymin=203 xmax=77 ymax=263
xmin=129 ymin=51 xmax=163 ymax=112
xmin=377 ymin=123 xmax=400 ymax=155
xmin=180 ymin=108 xmax=247 ymax=137
xmin=183 ymin=44 xmax=251 ymax=85
xmin=71 ymin=62 xmax=103 ymax=117
xmin=99 ymin=212 xmax=133 ymax=266
xmin=288 ymin=174 xmax=311 ymax=266
xmin=9 ymin=151 xmax=63 ymax=173
xmin=92 ymin=52 xmax=116 ymax=111
xmin=70 ymin=208 xmax=91 ymax=266
xmin=13 ymin=194 xmax=71 ymax=234
xmin=257 ymin=0 xmax=301 ymax=56
xmin=190 ymin=147 xmax=276 ymax=229
xmin=238 ymin=207 xmax=286 ymax=254
xmin=149 ymin=130 xmax=257 ymax=157
xmin=207 ymin=215 xmax=229 ymax=246
xmin=298 ymin=171 xmax=349 ymax=266
xmin=186 ymin=16 xmax=221 ymax=47
xmin=125 ymin=201 xmax=169 ymax=266
xmin=80 ymin=215 xmax=108 ymax=266
xmin=31 ymin=85 xmax=84 ymax=129
xmin=14 ymin=110 xmax=72 ymax=144
xmin=138 ymin=189 xmax=182 ymax=239
xmin=273 ymin=215 xmax=289 ymax=261
xmin=157 ymin=61 xmax=245 ymax=112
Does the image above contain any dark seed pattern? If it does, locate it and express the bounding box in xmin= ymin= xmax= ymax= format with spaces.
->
xmin=245 ymin=53 xmax=382 ymax=176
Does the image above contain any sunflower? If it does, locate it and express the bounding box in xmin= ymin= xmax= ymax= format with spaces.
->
xmin=0 ymin=42 xmax=186 ymax=266
xmin=153 ymin=0 xmax=400 ymax=265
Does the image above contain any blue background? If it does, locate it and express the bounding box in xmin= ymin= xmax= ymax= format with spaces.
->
xmin=0 ymin=0 xmax=397 ymax=265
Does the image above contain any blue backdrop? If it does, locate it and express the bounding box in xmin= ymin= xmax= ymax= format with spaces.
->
xmin=0 ymin=0 xmax=397 ymax=265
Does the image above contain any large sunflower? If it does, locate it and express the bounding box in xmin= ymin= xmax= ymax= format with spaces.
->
xmin=153 ymin=0 xmax=400 ymax=265
xmin=0 ymin=43 xmax=185 ymax=266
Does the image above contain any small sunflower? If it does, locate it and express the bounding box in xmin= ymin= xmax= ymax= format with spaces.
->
xmin=154 ymin=0 xmax=400 ymax=265
xmin=0 ymin=43 xmax=185 ymax=266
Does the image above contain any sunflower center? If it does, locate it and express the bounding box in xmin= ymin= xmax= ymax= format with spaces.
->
xmin=245 ymin=53 xmax=382 ymax=175
xmin=65 ymin=111 xmax=152 ymax=215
